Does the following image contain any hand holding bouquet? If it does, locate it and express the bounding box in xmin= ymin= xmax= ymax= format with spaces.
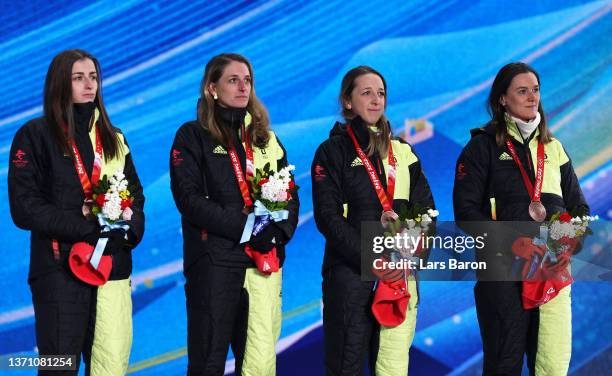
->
xmin=70 ymin=170 xmax=133 ymax=286
xmin=241 ymin=163 xmax=299 ymax=273
xmin=512 ymin=208 xmax=598 ymax=308
xmin=371 ymin=205 xmax=437 ymax=327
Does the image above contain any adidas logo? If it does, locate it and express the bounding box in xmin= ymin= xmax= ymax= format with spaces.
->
xmin=350 ymin=157 xmax=363 ymax=167
xmin=499 ymin=152 xmax=513 ymax=161
xmin=263 ymin=261 xmax=271 ymax=271
xmin=213 ymin=145 xmax=227 ymax=154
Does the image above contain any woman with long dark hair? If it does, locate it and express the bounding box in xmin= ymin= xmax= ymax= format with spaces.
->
xmin=453 ymin=62 xmax=588 ymax=375
xmin=170 ymin=53 xmax=299 ymax=375
xmin=8 ymin=49 xmax=145 ymax=375
xmin=312 ymin=66 xmax=435 ymax=375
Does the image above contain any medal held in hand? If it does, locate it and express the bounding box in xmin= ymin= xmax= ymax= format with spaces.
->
xmin=505 ymin=140 xmax=546 ymax=222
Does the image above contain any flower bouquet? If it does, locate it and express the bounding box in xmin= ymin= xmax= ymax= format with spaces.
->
xmin=70 ymin=170 xmax=133 ymax=285
xmin=240 ymin=163 xmax=299 ymax=274
xmin=371 ymin=204 xmax=438 ymax=327
xmin=384 ymin=204 xmax=439 ymax=260
xmin=91 ymin=170 xmax=134 ymax=223
xmin=545 ymin=210 xmax=598 ymax=262
xmin=512 ymin=208 xmax=598 ymax=308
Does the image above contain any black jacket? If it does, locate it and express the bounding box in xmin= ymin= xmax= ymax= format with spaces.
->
xmin=453 ymin=121 xmax=589 ymax=276
xmin=8 ymin=113 xmax=145 ymax=282
xmin=170 ymin=109 xmax=299 ymax=272
xmin=311 ymin=117 xmax=435 ymax=274
xmin=453 ymin=122 xmax=588 ymax=222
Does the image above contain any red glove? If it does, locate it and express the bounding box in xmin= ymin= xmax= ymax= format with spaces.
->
xmin=511 ymin=237 xmax=572 ymax=309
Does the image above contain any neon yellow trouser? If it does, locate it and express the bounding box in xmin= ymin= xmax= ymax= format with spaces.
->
xmin=90 ymin=278 xmax=132 ymax=376
xmin=241 ymin=268 xmax=283 ymax=376
xmin=375 ymin=276 xmax=418 ymax=376
xmin=535 ymin=285 xmax=572 ymax=376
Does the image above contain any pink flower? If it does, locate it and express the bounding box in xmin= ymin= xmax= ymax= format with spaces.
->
xmin=122 ymin=207 xmax=133 ymax=221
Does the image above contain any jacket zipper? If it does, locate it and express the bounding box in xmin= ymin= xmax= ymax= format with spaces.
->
xmin=526 ymin=145 xmax=533 ymax=173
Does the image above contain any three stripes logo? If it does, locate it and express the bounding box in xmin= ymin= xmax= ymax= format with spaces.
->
xmin=499 ymin=152 xmax=513 ymax=161
xmin=213 ymin=145 xmax=227 ymax=154
xmin=350 ymin=157 xmax=363 ymax=167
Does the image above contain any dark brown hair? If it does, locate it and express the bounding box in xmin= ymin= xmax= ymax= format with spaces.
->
xmin=44 ymin=49 xmax=122 ymax=161
xmin=339 ymin=65 xmax=391 ymax=156
xmin=197 ymin=53 xmax=270 ymax=148
xmin=487 ymin=62 xmax=552 ymax=146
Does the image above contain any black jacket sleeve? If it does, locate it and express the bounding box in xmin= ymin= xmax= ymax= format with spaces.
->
xmin=274 ymin=137 xmax=300 ymax=244
xmin=559 ymin=147 xmax=589 ymax=214
xmin=453 ymin=136 xmax=492 ymax=222
xmin=311 ymin=141 xmax=361 ymax=268
xmin=8 ymin=125 xmax=97 ymax=242
xmin=170 ymin=124 xmax=247 ymax=241
xmin=121 ymin=134 xmax=145 ymax=249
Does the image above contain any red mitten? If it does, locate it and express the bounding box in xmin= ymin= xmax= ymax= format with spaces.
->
xmin=69 ymin=242 xmax=112 ymax=286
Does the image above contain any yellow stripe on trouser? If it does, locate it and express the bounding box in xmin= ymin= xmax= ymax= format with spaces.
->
xmin=376 ymin=275 xmax=418 ymax=376
xmin=535 ymin=285 xmax=572 ymax=376
xmin=91 ymin=278 xmax=133 ymax=376
xmin=241 ymin=268 xmax=283 ymax=376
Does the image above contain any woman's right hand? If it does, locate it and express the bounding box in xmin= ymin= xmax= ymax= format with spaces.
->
xmin=248 ymin=223 xmax=284 ymax=253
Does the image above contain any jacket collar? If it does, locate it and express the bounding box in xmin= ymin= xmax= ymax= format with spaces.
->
xmin=214 ymin=104 xmax=247 ymax=131
xmin=505 ymin=114 xmax=540 ymax=145
xmin=470 ymin=118 xmax=540 ymax=146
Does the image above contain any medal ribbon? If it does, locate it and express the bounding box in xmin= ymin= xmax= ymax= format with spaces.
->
xmin=505 ymin=140 xmax=544 ymax=202
xmin=346 ymin=125 xmax=395 ymax=212
xmin=228 ymin=125 xmax=254 ymax=209
xmin=69 ymin=125 xmax=103 ymax=199
xmin=53 ymin=123 xmax=103 ymax=260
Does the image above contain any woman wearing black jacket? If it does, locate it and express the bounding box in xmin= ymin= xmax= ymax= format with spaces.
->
xmin=8 ymin=49 xmax=145 ymax=375
xmin=170 ymin=53 xmax=299 ymax=375
xmin=453 ymin=62 xmax=588 ymax=375
xmin=312 ymin=66 xmax=435 ymax=375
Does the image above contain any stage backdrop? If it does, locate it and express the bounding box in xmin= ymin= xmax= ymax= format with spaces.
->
xmin=1 ymin=0 xmax=610 ymax=375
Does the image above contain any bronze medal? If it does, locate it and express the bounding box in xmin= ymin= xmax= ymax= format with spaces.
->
xmin=528 ymin=201 xmax=546 ymax=222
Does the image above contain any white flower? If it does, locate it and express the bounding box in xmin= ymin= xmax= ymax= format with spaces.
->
xmin=427 ymin=209 xmax=439 ymax=218
xmin=102 ymin=191 xmax=123 ymax=221
xmin=258 ymin=166 xmax=295 ymax=203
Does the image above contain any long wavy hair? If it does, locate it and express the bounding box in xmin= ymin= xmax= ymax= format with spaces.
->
xmin=487 ymin=62 xmax=552 ymax=146
xmin=339 ymin=66 xmax=391 ymax=157
xmin=44 ymin=49 xmax=121 ymax=161
xmin=197 ymin=53 xmax=270 ymax=148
